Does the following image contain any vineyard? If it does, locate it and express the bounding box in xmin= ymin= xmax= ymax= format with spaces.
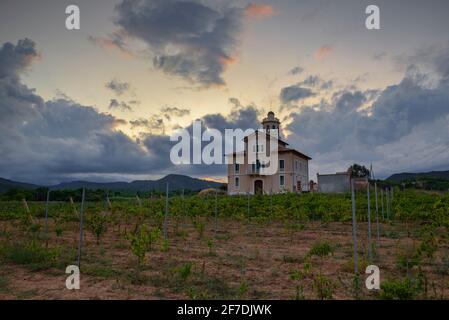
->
xmin=0 ymin=189 xmax=448 ymax=299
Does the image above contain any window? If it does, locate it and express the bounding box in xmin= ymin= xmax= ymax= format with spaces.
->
xmin=235 ymin=177 xmax=240 ymax=188
xmin=280 ymin=175 xmax=285 ymax=187
xmin=235 ymin=163 xmax=240 ymax=173
xmin=279 ymin=159 xmax=285 ymax=172
xmin=251 ymin=160 xmax=261 ymax=173
xmin=295 ymin=160 xmax=298 ymax=171
xmin=252 ymin=144 xmax=265 ymax=153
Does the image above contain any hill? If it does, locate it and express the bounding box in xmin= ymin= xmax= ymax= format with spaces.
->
xmin=0 ymin=174 xmax=223 ymax=193
xmin=0 ymin=177 xmax=40 ymax=193
xmin=386 ymin=170 xmax=449 ymax=183
xmin=50 ymin=174 xmax=222 ymax=192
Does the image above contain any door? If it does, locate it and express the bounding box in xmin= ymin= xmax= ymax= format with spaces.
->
xmin=297 ymin=180 xmax=302 ymax=193
xmin=254 ymin=180 xmax=263 ymax=195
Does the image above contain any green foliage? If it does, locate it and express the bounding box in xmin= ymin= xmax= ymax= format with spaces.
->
xmin=312 ymin=273 xmax=334 ymax=300
xmin=87 ymin=212 xmax=108 ymax=244
xmin=308 ymin=240 xmax=333 ymax=258
xmin=380 ymin=278 xmax=419 ymax=300
xmin=126 ymin=225 xmax=161 ymax=268
xmin=192 ymin=217 xmax=205 ymax=239
xmin=0 ymin=241 xmax=71 ymax=270
xmin=174 ymin=262 xmax=192 ymax=282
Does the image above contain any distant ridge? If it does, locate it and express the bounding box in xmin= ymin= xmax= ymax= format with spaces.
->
xmin=0 ymin=177 xmax=40 ymax=193
xmin=386 ymin=170 xmax=449 ymax=183
xmin=0 ymin=174 xmax=223 ymax=193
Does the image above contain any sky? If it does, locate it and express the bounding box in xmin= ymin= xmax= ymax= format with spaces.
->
xmin=0 ymin=0 xmax=449 ymax=185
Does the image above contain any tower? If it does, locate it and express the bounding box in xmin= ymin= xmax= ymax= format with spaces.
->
xmin=261 ymin=111 xmax=281 ymax=137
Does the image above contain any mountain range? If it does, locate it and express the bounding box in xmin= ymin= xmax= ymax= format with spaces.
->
xmin=0 ymin=174 xmax=223 ymax=193
xmin=386 ymin=170 xmax=449 ymax=183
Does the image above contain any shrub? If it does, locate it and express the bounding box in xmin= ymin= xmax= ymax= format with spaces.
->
xmin=380 ymin=278 xmax=418 ymax=300
xmin=87 ymin=212 xmax=108 ymax=244
xmin=308 ymin=241 xmax=333 ymax=258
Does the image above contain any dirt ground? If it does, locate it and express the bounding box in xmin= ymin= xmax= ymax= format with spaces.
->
xmin=0 ymin=217 xmax=448 ymax=300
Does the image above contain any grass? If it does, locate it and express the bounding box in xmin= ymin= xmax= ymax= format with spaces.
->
xmin=0 ymin=274 xmax=10 ymax=293
xmin=0 ymin=241 xmax=74 ymax=270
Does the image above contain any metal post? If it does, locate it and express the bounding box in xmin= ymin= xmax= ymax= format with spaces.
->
xmin=163 ymin=183 xmax=169 ymax=240
xmin=44 ymin=190 xmax=50 ymax=248
xmin=77 ymin=187 xmax=86 ymax=269
xmin=351 ymin=179 xmax=358 ymax=274
xmin=367 ymin=182 xmax=372 ymax=261
xmin=375 ymin=183 xmax=380 ymax=245
xmin=214 ymin=190 xmax=218 ymax=232
xmin=381 ymin=189 xmax=384 ymax=220
xmin=44 ymin=190 xmax=50 ymax=234
xmin=385 ymin=188 xmax=390 ymax=220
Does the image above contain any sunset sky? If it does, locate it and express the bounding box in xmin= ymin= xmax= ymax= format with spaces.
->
xmin=1 ymin=0 xmax=449 ymax=184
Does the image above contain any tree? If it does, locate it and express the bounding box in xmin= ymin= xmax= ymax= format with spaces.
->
xmin=348 ymin=164 xmax=370 ymax=178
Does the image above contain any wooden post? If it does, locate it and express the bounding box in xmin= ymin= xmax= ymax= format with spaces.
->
xmin=106 ymin=191 xmax=112 ymax=209
xmin=70 ymin=197 xmax=78 ymax=215
xmin=163 ymin=183 xmax=169 ymax=240
xmin=351 ymin=179 xmax=358 ymax=274
xmin=77 ymin=187 xmax=86 ymax=269
xmin=22 ymin=198 xmax=30 ymax=214
xmin=367 ymin=182 xmax=372 ymax=261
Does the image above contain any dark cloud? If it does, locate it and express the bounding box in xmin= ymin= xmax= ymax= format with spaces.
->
xmin=105 ymin=79 xmax=130 ymax=95
xmin=280 ymin=85 xmax=315 ymax=103
xmin=0 ymin=38 xmax=39 ymax=79
xmin=130 ymin=116 xmax=165 ymax=134
xmin=112 ymin=0 xmax=244 ymax=86
xmin=0 ymin=39 xmax=264 ymax=184
xmin=288 ymin=66 xmax=304 ymax=75
xmin=299 ymin=75 xmax=333 ymax=90
xmin=0 ymin=39 xmax=155 ymax=184
xmin=160 ymin=106 xmax=190 ymax=120
xmin=109 ymin=99 xmax=133 ymax=112
xmin=286 ymin=68 xmax=449 ymax=178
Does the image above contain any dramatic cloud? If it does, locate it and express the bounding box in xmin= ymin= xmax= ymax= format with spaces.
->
xmin=0 ymin=38 xmax=266 ymax=183
xmin=109 ymin=99 xmax=133 ymax=112
xmin=109 ymin=0 xmax=245 ymax=86
xmin=280 ymin=85 xmax=315 ymax=103
xmin=105 ymin=79 xmax=130 ymax=95
xmin=0 ymin=38 xmax=39 ymax=79
xmin=286 ymin=66 xmax=449 ymax=178
xmin=314 ymin=45 xmax=332 ymax=60
xmin=0 ymin=39 xmax=157 ymax=184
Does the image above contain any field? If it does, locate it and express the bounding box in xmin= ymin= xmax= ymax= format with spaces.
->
xmin=0 ymin=190 xmax=448 ymax=300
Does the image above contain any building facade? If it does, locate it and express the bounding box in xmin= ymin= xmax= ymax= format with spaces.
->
xmin=227 ymin=112 xmax=311 ymax=195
